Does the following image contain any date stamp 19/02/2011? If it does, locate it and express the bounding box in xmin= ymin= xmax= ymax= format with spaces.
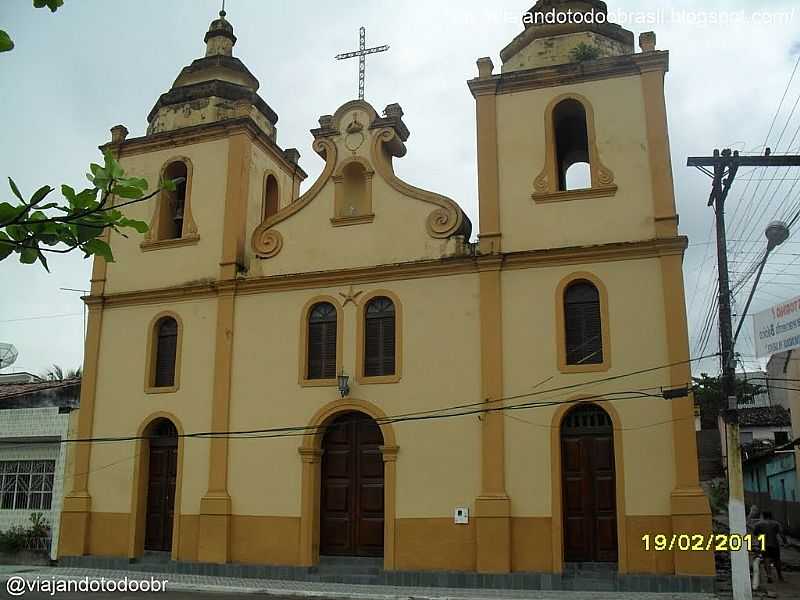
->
xmin=642 ymin=534 xmax=766 ymax=552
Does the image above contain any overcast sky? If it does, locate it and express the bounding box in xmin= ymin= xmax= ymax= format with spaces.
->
xmin=0 ymin=0 xmax=798 ymax=379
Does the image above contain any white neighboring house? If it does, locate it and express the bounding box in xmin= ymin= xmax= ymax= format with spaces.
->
xmin=0 ymin=373 xmax=79 ymax=560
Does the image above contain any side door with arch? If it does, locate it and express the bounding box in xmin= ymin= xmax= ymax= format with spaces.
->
xmin=561 ymin=404 xmax=617 ymax=563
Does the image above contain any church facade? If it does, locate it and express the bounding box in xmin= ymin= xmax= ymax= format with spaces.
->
xmin=59 ymin=0 xmax=714 ymax=578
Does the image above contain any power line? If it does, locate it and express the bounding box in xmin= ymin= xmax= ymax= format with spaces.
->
xmin=1 ymin=354 xmax=716 ymax=447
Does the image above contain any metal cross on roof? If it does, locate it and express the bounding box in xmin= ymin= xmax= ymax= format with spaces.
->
xmin=335 ymin=27 xmax=389 ymax=101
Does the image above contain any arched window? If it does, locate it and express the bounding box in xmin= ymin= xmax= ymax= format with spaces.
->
xmin=153 ymin=316 xmax=178 ymax=387
xmin=553 ymin=99 xmax=590 ymax=191
xmin=364 ymin=296 xmax=396 ymax=377
xmin=158 ymin=161 xmax=188 ymax=240
xmin=564 ymin=281 xmax=603 ymax=365
xmin=307 ymin=302 xmax=337 ymax=380
xmin=263 ymin=174 xmax=279 ymax=220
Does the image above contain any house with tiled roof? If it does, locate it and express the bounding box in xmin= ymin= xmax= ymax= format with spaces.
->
xmin=0 ymin=373 xmax=80 ymax=559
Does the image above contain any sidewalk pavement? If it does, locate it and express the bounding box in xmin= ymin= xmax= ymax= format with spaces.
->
xmin=0 ymin=565 xmax=717 ymax=599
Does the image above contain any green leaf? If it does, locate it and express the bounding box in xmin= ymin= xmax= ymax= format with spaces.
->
xmin=161 ymin=178 xmax=177 ymax=192
xmin=36 ymin=249 xmax=49 ymax=271
xmin=33 ymin=0 xmax=64 ymax=11
xmin=111 ymin=185 xmax=143 ymax=199
xmin=19 ymin=245 xmax=38 ymax=264
xmin=0 ymin=202 xmax=24 ymax=224
xmin=118 ymin=218 xmax=148 ymax=233
xmin=61 ymin=184 xmax=76 ymax=202
xmin=122 ymin=176 xmax=148 ymax=191
xmin=74 ymin=223 xmax=101 ymax=243
xmin=8 ymin=178 xmax=23 ymax=201
xmin=105 ymin=153 xmax=124 ymax=179
xmin=29 ymin=185 xmax=53 ymax=206
xmin=5 ymin=225 xmax=26 ymax=241
xmin=0 ymin=30 xmax=13 ymax=53
xmin=0 ymin=233 xmax=14 ymax=261
xmin=82 ymin=238 xmax=114 ymax=262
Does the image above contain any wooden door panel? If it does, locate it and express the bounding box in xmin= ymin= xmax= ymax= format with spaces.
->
xmin=321 ymin=413 xmax=384 ymax=557
xmin=323 ymin=482 xmax=350 ymax=512
xmin=145 ymin=441 xmax=177 ymax=552
xmin=561 ymin=408 xmax=617 ymax=564
xmin=359 ymin=482 xmax=384 ymax=513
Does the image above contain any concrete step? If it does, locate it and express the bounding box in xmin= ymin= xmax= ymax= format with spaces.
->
xmin=316 ymin=573 xmax=383 ymax=586
xmin=312 ymin=565 xmax=382 ymax=576
xmin=139 ymin=551 xmax=171 ymax=564
xmin=318 ymin=555 xmax=383 ymax=567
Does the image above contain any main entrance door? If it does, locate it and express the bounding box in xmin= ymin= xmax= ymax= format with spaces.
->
xmin=561 ymin=404 xmax=618 ymax=563
xmin=320 ymin=411 xmax=384 ymax=556
xmin=144 ymin=419 xmax=178 ymax=552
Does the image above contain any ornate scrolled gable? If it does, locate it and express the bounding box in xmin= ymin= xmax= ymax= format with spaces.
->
xmin=251 ymin=99 xmax=470 ymax=259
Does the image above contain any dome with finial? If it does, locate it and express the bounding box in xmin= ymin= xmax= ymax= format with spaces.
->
xmin=204 ymin=10 xmax=236 ymax=55
xmin=145 ymin=9 xmax=279 ymax=140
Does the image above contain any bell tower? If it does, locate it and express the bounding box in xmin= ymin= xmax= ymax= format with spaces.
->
xmin=61 ymin=9 xmax=307 ymax=564
xmin=468 ymin=0 xmax=713 ymax=578
xmin=469 ymin=0 xmax=678 ymax=254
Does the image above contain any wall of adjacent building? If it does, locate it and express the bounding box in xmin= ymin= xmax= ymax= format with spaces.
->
xmin=0 ymin=406 xmax=74 ymax=559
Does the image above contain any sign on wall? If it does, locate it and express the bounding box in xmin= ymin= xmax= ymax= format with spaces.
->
xmin=753 ymin=295 xmax=800 ymax=358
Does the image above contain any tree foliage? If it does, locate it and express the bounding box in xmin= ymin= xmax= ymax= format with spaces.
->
xmin=692 ymin=372 xmax=766 ymax=430
xmin=39 ymin=364 xmax=82 ymax=381
xmin=0 ymin=152 xmax=175 ymax=270
xmin=1 ymin=0 xmax=63 ymax=52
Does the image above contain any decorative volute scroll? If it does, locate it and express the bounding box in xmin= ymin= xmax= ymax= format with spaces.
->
xmin=251 ymin=137 xmax=337 ymax=256
xmin=370 ymin=126 xmax=468 ymax=239
xmin=251 ymin=99 xmax=471 ymax=259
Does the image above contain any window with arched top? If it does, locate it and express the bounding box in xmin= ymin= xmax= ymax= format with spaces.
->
xmin=264 ymin=174 xmax=279 ymax=220
xmin=364 ymin=296 xmax=396 ymax=377
xmin=564 ymin=281 xmax=603 ymax=365
xmin=157 ymin=161 xmax=189 ymax=240
xmin=307 ymin=302 xmax=338 ymax=380
xmin=532 ymin=94 xmax=617 ymax=202
xmin=554 ymin=99 xmax=590 ymax=191
xmin=151 ymin=316 xmax=179 ymax=388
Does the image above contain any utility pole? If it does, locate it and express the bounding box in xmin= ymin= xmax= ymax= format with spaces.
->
xmin=687 ymin=149 xmax=800 ymax=600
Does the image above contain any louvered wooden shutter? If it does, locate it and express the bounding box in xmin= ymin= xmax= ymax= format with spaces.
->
xmin=564 ymin=283 xmax=603 ymax=365
xmin=154 ymin=318 xmax=178 ymax=387
xmin=308 ymin=303 xmax=337 ymax=379
xmin=364 ymin=297 xmax=396 ymax=377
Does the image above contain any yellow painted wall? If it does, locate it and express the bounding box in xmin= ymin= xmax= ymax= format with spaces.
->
xmin=228 ymin=274 xmax=482 ymax=518
xmin=496 ymin=75 xmax=656 ymax=253
xmin=502 ymin=259 xmax=675 ymax=518
xmin=105 ymin=139 xmax=230 ymax=294
xmin=89 ymin=299 xmax=216 ymax=514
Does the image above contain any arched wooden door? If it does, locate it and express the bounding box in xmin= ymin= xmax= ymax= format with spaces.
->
xmin=320 ymin=411 xmax=384 ymax=556
xmin=561 ymin=404 xmax=618 ymax=563
xmin=144 ymin=419 xmax=178 ymax=552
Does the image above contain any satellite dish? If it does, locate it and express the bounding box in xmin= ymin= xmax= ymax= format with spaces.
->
xmin=0 ymin=343 xmax=18 ymax=369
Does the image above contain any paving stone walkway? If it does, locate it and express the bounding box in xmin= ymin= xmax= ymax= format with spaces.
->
xmin=0 ymin=565 xmax=718 ymax=599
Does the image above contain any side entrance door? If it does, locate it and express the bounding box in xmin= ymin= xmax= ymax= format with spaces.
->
xmin=561 ymin=404 xmax=618 ymax=563
xmin=144 ymin=428 xmax=178 ymax=552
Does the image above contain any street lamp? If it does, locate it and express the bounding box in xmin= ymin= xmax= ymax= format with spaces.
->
xmin=733 ymin=220 xmax=790 ymax=345
xmin=337 ymin=370 xmax=350 ymax=398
